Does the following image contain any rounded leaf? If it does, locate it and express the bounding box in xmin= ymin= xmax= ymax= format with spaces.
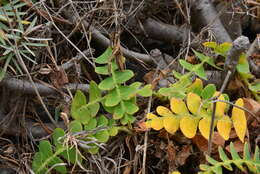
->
xmin=170 ymin=98 xmax=189 ymax=115
xmin=232 ymin=98 xmax=247 ymax=142
xmin=151 ymin=117 xmax=164 ymax=130
xmin=146 ymin=113 xmax=158 ymax=119
xmin=215 ymin=94 xmax=226 ymax=117
xmin=217 ymin=116 xmax=232 ymax=140
xmin=163 ymin=116 xmax=180 ymax=134
xmin=198 ymin=117 xmax=211 ymax=140
xmin=187 ymin=92 xmax=202 ymax=115
xmin=156 ymin=106 xmax=173 ymax=117
xmin=180 ymin=116 xmax=198 ymax=138
xmin=94 ymin=130 xmax=110 ymax=143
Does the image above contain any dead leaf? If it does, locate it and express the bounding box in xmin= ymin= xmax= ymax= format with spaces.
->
xmin=176 ymin=145 xmax=191 ymax=166
xmin=167 ymin=141 xmax=176 ymax=171
xmin=50 ymin=67 xmax=68 ymax=88
xmin=225 ymin=140 xmax=245 ymax=153
xmin=135 ymin=120 xmax=149 ymax=132
xmin=243 ymin=98 xmax=260 ymax=125
xmin=212 ymin=132 xmax=225 ymax=147
xmin=192 ymin=135 xmax=208 ymax=152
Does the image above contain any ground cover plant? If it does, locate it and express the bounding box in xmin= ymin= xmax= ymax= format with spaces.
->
xmin=0 ymin=0 xmax=259 ymax=174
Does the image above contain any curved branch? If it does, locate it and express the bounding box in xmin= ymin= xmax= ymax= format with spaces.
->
xmin=191 ymin=0 xmax=232 ymax=43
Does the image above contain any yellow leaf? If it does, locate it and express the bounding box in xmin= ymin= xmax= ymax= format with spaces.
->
xmin=163 ymin=116 xmax=180 ymax=134
xmin=170 ymin=98 xmax=189 ymax=115
xmin=171 ymin=172 xmax=181 ymax=174
xmin=187 ymin=92 xmax=202 ymax=115
xmin=198 ymin=117 xmax=212 ymax=140
xmin=21 ymin=20 xmax=31 ymax=25
xmin=156 ymin=106 xmax=173 ymax=117
xmin=232 ymin=98 xmax=247 ymax=142
xmin=215 ymin=94 xmax=226 ymax=117
xmin=186 ymin=78 xmax=203 ymax=93
xmin=180 ymin=116 xmax=198 ymax=138
xmin=146 ymin=113 xmax=158 ymax=119
xmin=151 ymin=117 xmax=164 ymax=130
xmin=217 ymin=116 xmax=232 ymax=140
xmin=145 ymin=120 xmax=152 ymax=128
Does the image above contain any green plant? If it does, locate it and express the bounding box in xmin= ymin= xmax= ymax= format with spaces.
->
xmin=199 ymin=142 xmax=260 ymax=174
xmin=0 ymin=0 xmax=48 ymax=80
xmin=32 ymin=47 xmax=152 ymax=173
xmin=158 ymin=49 xmax=221 ymax=99
xmin=203 ymin=42 xmax=260 ymax=101
xmin=146 ymin=79 xmax=247 ymax=142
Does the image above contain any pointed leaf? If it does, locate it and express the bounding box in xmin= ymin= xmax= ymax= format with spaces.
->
xmin=95 ymin=47 xmax=113 ymax=64
xmin=179 ymin=59 xmax=193 ymax=71
xmin=243 ymin=142 xmax=250 ymax=160
xmin=218 ymin=147 xmax=233 ymax=170
xmin=201 ymin=84 xmax=216 ymax=100
xmin=193 ymin=64 xmax=207 ymax=80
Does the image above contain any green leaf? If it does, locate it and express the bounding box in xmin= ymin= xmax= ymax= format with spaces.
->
xmin=71 ymin=106 xmax=91 ymax=124
xmin=87 ymin=144 xmax=99 ymax=154
xmin=249 ymin=83 xmax=260 ymax=92
xmin=98 ymin=76 xmax=115 ymax=90
xmin=94 ymin=130 xmax=110 ymax=143
xmin=130 ymin=82 xmax=142 ymax=89
xmin=179 ymin=59 xmax=193 ymax=71
xmin=119 ymin=85 xmax=137 ymax=100
xmin=193 ymin=64 xmax=207 ymax=80
xmin=124 ymin=101 xmax=139 ymax=114
xmin=32 ymin=152 xmax=47 ymax=174
xmin=89 ymin=81 xmax=101 ymax=116
xmin=108 ymin=127 xmax=118 ymax=136
xmin=201 ymin=84 xmax=216 ymax=100
xmin=218 ymin=147 xmax=233 ymax=170
xmin=138 ymin=84 xmax=153 ymax=97
xmin=230 ymin=142 xmax=245 ymax=171
xmin=95 ymin=62 xmax=118 ymax=75
xmin=95 ymin=47 xmax=113 ymax=64
xmin=39 ymin=140 xmax=53 ymax=158
xmin=113 ymin=104 xmax=125 ymax=119
xmin=120 ymin=114 xmax=135 ymax=125
xmin=97 ymin=115 xmax=108 ymax=126
xmin=105 ymin=89 xmax=120 ymax=107
xmin=60 ymin=147 xmax=80 ymax=165
xmin=71 ymin=90 xmax=86 ymax=113
xmin=206 ymin=155 xmax=218 ymax=165
xmin=52 ymin=128 xmax=65 ymax=147
xmin=114 ymin=70 xmax=134 ymax=84
xmin=193 ymin=50 xmax=221 ymax=70
xmin=50 ymin=156 xmax=67 ymax=174
xmin=203 ymin=41 xmax=217 ymax=49
xmin=69 ymin=120 xmax=83 ymax=133
xmin=172 ymin=70 xmax=183 ymax=79
xmin=243 ymin=142 xmax=250 ymax=160
xmin=84 ymin=118 xmax=97 ymax=131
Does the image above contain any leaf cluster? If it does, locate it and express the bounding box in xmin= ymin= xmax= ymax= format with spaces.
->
xmin=199 ymin=142 xmax=260 ymax=174
xmin=0 ymin=0 xmax=48 ymax=80
xmin=146 ymin=79 xmax=247 ymax=142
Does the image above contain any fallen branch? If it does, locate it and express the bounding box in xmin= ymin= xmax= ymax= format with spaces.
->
xmin=0 ymin=78 xmax=89 ymax=96
xmin=191 ymin=0 xmax=232 ymax=43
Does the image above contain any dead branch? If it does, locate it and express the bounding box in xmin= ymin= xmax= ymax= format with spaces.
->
xmin=0 ymin=78 xmax=89 ymax=96
xmin=191 ymin=0 xmax=232 ymax=43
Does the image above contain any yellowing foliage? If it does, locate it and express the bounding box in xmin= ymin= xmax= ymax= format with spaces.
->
xmin=198 ymin=117 xmax=212 ymax=140
xmin=170 ymin=98 xmax=189 ymax=115
xmin=217 ymin=116 xmax=232 ymax=140
xmin=156 ymin=106 xmax=174 ymax=117
xmin=215 ymin=94 xmax=226 ymax=117
xmin=187 ymin=92 xmax=201 ymax=115
xmin=180 ymin=116 xmax=198 ymax=138
xmin=163 ymin=116 xmax=180 ymax=134
xmin=232 ymin=98 xmax=247 ymax=142
xmin=151 ymin=117 xmax=164 ymax=130
xmin=145 ymin=80 xmax=247 ymax=142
